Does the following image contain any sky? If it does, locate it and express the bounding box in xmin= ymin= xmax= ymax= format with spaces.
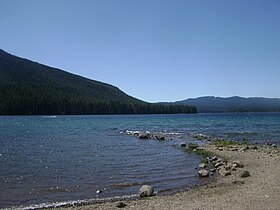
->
xmin=0 ymin=0 xmax=280 ymax=102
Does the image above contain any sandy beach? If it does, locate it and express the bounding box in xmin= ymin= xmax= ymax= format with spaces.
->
xmin=51 ymin=143 xmax=280 ymax=210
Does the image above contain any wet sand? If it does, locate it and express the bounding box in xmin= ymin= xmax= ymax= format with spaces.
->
xmin=52 ymin=144 xmax=280 ymax=210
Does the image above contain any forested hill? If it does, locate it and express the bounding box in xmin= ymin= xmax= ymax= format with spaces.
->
xmin=175 ymin=96 xmax=280 ymax=113
xmin=0 ymin=49 xmax=197 ymax=115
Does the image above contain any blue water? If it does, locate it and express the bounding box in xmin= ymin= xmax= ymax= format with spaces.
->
xmin=0 ymin=113 xmax=279 ymax=208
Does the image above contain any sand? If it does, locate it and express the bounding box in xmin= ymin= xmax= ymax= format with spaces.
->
xmin=52 ymin=144 xmax=280 ymax=210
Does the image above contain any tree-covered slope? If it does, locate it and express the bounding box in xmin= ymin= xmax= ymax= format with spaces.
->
xmin=0 ymin=49 xmax=197 ymax=115
xmin=175 ymin=96 xmax=280 ymax=113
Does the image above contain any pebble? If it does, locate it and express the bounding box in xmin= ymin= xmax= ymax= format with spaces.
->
xmin=116 ymin=202 xmax=127 ymax=208
xmin=240 ymin=170 xmax=251 ymax=178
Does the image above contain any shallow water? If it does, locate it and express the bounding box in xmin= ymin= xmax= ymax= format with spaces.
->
xmin=0 ymin=113 xmax=279 ymax=208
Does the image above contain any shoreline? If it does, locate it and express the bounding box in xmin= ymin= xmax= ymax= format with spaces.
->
xmin=49 ymin=142 xmax=279 ymax=210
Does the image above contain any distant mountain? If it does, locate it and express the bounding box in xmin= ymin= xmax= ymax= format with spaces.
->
xmin=174 ymin=96 xmax=280 ymax=113
xmin=0 ymin=49 xmax=197 ymax=115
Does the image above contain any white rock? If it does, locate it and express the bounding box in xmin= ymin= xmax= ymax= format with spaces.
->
xmin=198 ymin=169 xmax=209 ymax=177
xmin=139 ymin=185 xmax=154 ymax=197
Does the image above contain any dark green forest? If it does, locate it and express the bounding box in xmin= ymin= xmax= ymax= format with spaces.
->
xmin=0 ymin=49 xmax=197 ymax=115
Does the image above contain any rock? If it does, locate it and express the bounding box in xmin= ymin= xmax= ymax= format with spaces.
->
xmin=215 ymin=162 xmax=224 ymax=168
xmin=199 ymin=163 xmax=206 ymax=168
xmin=219 ymin=167 xmax=231 ymax=176
xmin=180 ymin=142 xmax=187 ymax=147
xmin=217 ymin=158 xmax=223 ymax=162
xmin=116 ymin=202 xmax=127 ymax=208
xmin=225 ymin=163 xmax=233 ymax=171
xmin=156 ymin=135 xmax=165 ymax=140
xmin=231 ymin=165 xmax=237 ymax=171
xmin=210 ymin=168 xmax=216 ymax=172
xmin=198 ymin=169 xmax=209 ymax=177
xmin=233 ymin=160 xmax=244 ymax=168
xmin=125 ymin=130 xmax=140 ymax=136
xmin=96 ymin=189 xmax=103 ymax=194
xmin=138 ymin=132 xmax=150 ymax=139
xmin=240 ymin=170 xmax=251 ymax=178
xmin=250 ymin=145 xmax=258 ymax=150
xmin=217 ymin=166 xmax=223 ymax=170
xmin=212 ymin=156 xmax=218 ymax=161
xmin=139 ymin=185 xmax=154 ymax=197
xmin=240 ymin=146 xmax=249 ymax=152
xmin=230 ymin=148 xmax=238 ymax=151
xmin=272 ymin=144 xmax=277 ymax=148
xmin=232 ymin=180 xmax=245 ymax=185
xmin=195 ymin=134 xmax=208 ymax=140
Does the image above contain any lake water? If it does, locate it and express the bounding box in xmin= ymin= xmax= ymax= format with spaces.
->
xmin=0 ymin=113 xmax=279 ymax=209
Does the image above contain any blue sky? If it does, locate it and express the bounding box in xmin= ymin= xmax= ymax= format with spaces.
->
xmin=0 ymin=0 xmax=279 ymax=102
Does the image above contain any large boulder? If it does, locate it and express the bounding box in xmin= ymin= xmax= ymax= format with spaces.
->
xmin=139 ymin=185 xmax=154 ymax=197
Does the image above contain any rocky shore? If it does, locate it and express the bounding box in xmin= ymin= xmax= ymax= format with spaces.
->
xmin=51 ymin=138 xmax=280 ymax=210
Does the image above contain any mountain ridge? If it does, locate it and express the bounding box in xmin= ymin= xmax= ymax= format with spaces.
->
xmin=173 ymin=96 xmax=280 ymax=113
xmin=0 ymin=49 xmax=197 ymax=115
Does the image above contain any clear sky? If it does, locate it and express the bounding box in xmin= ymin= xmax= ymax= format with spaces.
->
xmin=0 ymin=0 xmax=279 ymax=102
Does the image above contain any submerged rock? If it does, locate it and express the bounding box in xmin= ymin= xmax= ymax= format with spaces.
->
xmin=139 ymin=185 xmax=154 ymax=197
xmin=180 ymin=142 xmax=187 ymax=147
xmin=96 ymin=189 xmax=103 ymax=194
xmin=155 ymin=135 xmax=165 ymax=140
xmin=195 ymin=134 xmax=208 ymax=140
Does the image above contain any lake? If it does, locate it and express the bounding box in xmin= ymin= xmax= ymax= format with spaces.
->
xmin=0 ymin=113 xmax=279 ymax=208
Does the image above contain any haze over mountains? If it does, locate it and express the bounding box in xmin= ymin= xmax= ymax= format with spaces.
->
xmin=0 ymin=49 xmax=196 ymax=115
xmin=174 ymin=96 xmax=280 ymax=113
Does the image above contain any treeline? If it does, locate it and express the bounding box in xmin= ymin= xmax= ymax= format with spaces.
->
xmin=0 ymin=84 xmax=197 ymax=115
xmin=235 ymin=108 xmax=280 ymax=112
